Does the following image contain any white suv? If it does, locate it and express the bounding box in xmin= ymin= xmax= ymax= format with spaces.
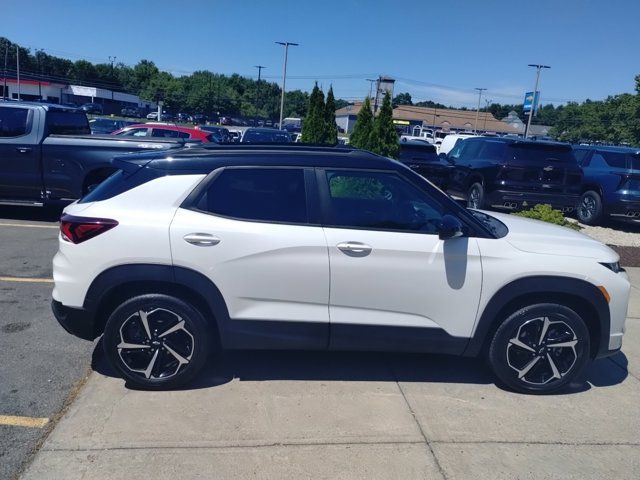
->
xmin=52 ymin=145 xmax=630 ymax=393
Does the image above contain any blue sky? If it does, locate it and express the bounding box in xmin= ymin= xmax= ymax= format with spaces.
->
xmin=2 ymin=0 xmax=639 ymax=107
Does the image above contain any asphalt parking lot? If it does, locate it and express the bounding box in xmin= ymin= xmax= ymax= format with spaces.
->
xmin=1 ymin=206 xmax=639 ymax=479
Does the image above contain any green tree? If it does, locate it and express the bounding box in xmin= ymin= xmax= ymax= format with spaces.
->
xmin=392 ymin=92 xmax=412 ymax=106
xmin=301 ymin=83 xmax=326 ymax=143
xmin=324 ymin=85 xmax=338 ymax=144
xmin=370 ymin=91 xmax=400 ymax=159
xmin=350 ymin=97 xmax=374 ymax=150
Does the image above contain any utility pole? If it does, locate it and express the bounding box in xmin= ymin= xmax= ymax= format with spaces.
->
xmin=276 ymin=42 xmax=298 ymax=130
xmin=483 ymin=98 xmax=492 ymax=131
xmin=16 ymin=46 xmax=21 ymax=101
xmin=474 ymin=87 xmax=486 ymax=133
xmin=524 ymin=64 xmax=550 ymax=138
xmin=109 ymin=56 xmax=116 ymax=101
xmin=254 ymin=65 xmax=265 ymax=110
xmin=3 ymin=44 xmax=7 ymax=100
xmin=366 ymin=78 xmax=376 ymax=99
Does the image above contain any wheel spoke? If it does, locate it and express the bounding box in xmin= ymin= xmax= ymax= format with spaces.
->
xmin=139 ymin=310 xmax=152 ymax=340
xmin=547 ymin=340 xmax=578 ymax=348
xmin=117 ymin=342 xmax=150 ymax=349
xmin=546 ymin=353 xmax=561 ymax=379
xmin=509 ymin=337 xmax=535 ymax=353
xmin=159 ymin=319 xmax=185 ymax=338
xmin=164 ymin=343 xmax=190 ymax=365
xmin=517 ymin=356 xmax=541 ymax=379
xmin=143 ymin=349 xmax=160 ymax=379
xmin=538 ymin=317 xmax=550 ymax=344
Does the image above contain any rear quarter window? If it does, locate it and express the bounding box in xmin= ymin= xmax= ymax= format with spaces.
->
xmin=0 ymin=106 xmax=30 ymax=137
xmin=46 ymin=111 xmax=91 ymax=135
xmin=79 ymin=167 xmax=161 ymax=204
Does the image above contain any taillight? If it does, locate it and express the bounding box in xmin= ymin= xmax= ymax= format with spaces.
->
xmin=60 ymin=215 xmax=118 ymax=244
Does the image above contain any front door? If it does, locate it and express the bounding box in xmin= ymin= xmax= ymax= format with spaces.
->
xmin=169 ymin=166 xmax=330 ymax=349
xmin=319 ymin=169 xmax=482 ymax=354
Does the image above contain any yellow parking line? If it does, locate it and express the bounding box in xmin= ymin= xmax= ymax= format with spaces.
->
xmin=0 ymin=415 xmax=50 ymax=428
xmin=0 ymin=222 xmax=59 ymax=229
xmin=0 ymin=276 xmax=54 ymax=283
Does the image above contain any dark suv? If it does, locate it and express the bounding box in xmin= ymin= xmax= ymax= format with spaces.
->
xmin=573 ymin=145 xmax=640 ymax=225
xmin=447 ymin=137 xmax=582 ymax=211
xmin=398 ymin=139 xmax=452 ymax=189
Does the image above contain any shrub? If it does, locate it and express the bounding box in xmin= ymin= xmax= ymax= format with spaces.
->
xmin=512 ymin=204 xmax=581 ymax=230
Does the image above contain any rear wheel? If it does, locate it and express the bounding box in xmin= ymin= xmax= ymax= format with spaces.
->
xmin=103 ymin=294 xmax=212 ymax=390
xmin=577 ymin=190 xmax=603 ymax=225
xmin=488 ymin=303 xmax=590 ymax=394
xmin=467 ymin=182 xmax=485 ymax=209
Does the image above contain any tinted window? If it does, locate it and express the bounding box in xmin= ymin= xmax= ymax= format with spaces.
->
xmin=600 ymin=151 xmax=627 ymax=169
xmin=199 ymin=168 xmax=307 ymax=223
xmin=477 ymin=141 xmax=504 ymax=160
xmin=509 ymin=144 xmax=576 ymax=164
xmin=459 ymin=140 xmax=482 ymax=160
xmin=399 ymin=144 xmax=438 ymax=162
xmin=325 ymin=170 xmax=444 ymax=234
xmin=152 ymin=128 xmax=190 ymax=139
xmin=242 ymin=129 xmax=291 ymax=143
xmin=573 ymin=149 xmax=590 ymax=165
xmin=0 ymin=107 xmax=29 ymax=137
xmin=46 ymin=111 xmax=91 ymax=135
xmin=630 ymin=153 xmax=640 ymax=171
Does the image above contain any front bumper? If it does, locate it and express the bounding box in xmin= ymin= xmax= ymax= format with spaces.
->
xmin=51 ymin=300 xmax=97 ymax=341
xmin=487 ymin=190 xmax=580 ymax=211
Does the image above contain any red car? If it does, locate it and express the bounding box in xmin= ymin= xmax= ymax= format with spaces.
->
xmin=112 ymin=123 xmax=214 ymax=142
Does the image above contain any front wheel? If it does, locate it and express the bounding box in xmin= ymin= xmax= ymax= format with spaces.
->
xmin=577 ymin=191 xmax=604 ymax=225
xmin=102 ymin=294 xmax=213 ymax=390
xmin=467 ymin=182 xmax=485 ymax=209
xmin=488 ymin=303 xmax=590 ymax=394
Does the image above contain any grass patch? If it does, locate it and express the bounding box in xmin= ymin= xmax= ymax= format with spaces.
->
xmin=513 ymin=204 xmax=581 ymax=230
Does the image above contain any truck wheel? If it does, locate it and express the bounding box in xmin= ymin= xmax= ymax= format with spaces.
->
xmin=488 ymin=303 xmax=590 ymax=394
xmin=467 ymin=182 xmax=485 ymax=209
xmin=102 ymin=294 xmax=213 ymax=390
xmin=577 ymin=191 xmax=603 ymax=225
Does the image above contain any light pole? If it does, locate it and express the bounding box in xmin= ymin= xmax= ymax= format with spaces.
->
xmin=254 ymin=65 xmax=266 ymax=110
xmin=276 ymin=42 xmax=298 ymax=130
xmin=366 ymin=78 xmax=376 ymax=99
xmin=483 ymin=99 xmax=492 ymax=131
xmin=474 ymin=87 xmax=486 ymax=133
xmin=524 ymin=64 xmax=550 ymax=138
xmin=109 ymin=56 xmax=117 ymax=101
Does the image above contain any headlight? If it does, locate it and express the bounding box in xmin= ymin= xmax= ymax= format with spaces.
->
xmin=600 ymin=261 xmax=622 ymax=273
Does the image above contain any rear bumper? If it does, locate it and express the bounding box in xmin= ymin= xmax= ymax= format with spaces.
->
xmin=51 ymin=300 xmax=97 ymax=341
xmin=487 ymin=190 xmax=580 ymax=211
xmin=606 ymin=196 xmax=640 ymax=220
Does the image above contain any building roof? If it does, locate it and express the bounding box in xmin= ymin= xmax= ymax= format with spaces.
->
xmin=336 ymin=102 xmax=519 ymax=134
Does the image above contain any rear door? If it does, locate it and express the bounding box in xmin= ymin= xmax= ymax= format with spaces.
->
xmin=0 ymin=105 xmax=42 ymax=201
xmin=169 ymin=166 xmax=330 ymax=349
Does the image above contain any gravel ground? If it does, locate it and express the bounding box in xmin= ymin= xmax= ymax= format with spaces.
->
xmin=577 ymin=222 xmax=640 ymax=247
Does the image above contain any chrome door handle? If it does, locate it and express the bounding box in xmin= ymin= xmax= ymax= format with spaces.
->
xmin=183 ymin=233 xmax=221 ymax=246
xmin=337 ymin=241 xmax=372 ymax=257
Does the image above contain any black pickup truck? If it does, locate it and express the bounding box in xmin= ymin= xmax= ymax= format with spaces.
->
xmin=0 ymin=102 xmax=189 ymax=207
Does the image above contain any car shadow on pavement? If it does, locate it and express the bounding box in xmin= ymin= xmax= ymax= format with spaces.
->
xmin=0 ymin=206 xmax=63 ymax=222
xmin=90 ymin=339 xmax=629 ymax=395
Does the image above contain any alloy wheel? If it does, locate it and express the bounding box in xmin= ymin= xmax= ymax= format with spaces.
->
xmin=468 ymin=186 xmax=481 ymax=209
xmin=578 ymin=195 xmax=596 ymax=220
xmin=506 ymin=316 xmax=578 ymax=386
xmin=117 ymin=308 xmax=195 ymax=380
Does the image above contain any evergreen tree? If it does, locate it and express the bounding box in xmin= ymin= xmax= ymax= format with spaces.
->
xmin=324 ymin=85 xmax=338 ymax=144
xmin=301 ymin=83 xmax=326 ymax=143
xmin=350 ymin=97 xmax=374 ymax=151
xmin=371 ymin=91 xmax=400 ymax=159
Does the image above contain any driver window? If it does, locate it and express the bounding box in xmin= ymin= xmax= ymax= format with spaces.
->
xmin=325 ymin=170 xmax=444 ymax=234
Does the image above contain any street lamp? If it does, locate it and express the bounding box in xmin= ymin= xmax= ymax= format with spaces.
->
xmin=483 ymin=99 xmax=492 ymax=131
xmin=524 ymin=64 xmax=550 ymax=138
xmin=254 ymin=65 xmax=266 ymax=110
xmin=276 ymin=41 xmax=298 ymax=130
xmin=474 ymin=87 xmax=486 ymax=133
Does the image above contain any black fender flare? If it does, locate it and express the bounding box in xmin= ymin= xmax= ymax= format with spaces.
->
xmin=463 ymin=275 xmax=610 ymax=358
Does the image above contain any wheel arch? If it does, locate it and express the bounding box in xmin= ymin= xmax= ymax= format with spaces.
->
xmin=580 ymin=184 xmax=604 ymax=197
xmin=83 ymin=264 xmax=230 ymax=344
xmin=463 ymin=276 xmax=610 ymax=359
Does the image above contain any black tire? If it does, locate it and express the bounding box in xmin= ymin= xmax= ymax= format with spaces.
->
xmin=488 ymin=303 xmax=590 ymax=394
xmin=577 ymin=190 xmax=604 ymax=225
xmin=467 ymin=182 xmax=485 ymax=209
xmin=102 ymin=294 xmax=213 ymax=390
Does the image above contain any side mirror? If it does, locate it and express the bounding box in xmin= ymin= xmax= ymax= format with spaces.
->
xmin=438 ymin=214 xmax=464 ymax=240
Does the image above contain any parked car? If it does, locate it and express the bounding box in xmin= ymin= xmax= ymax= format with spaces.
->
xmin=573 ymin=145 xmax=640 ymax=225
xmin=176 ymin=113 xmax=192 ymax=123
xmin=79 ymin=103 xmax=103 ymax=115
xmin=112 ymin=123 xmax=214 ymax=142
xmin=52 ymin=144 xmax=629 ymax=393
xmin=241 ymin=127 xmax=291 ymax=143
xmin=121 ymin=107 xmax=142 ymax=118
xmin=89 ymin=118 xmax=134 ymax=135
xmin=438 ymin=133 xmax=478 ymax=157
xmin=447 ymin=137 xmax=582 ymax=211
xmin=146 ymin=112 xmax=159 ymax=120
xmin=191 ymin=114 xmax=208 ymax=125
xmin=398 ymin=139 xmax=452 ymax=189
xmin=196 ymin=125 xmax=230 ymax=143
xmin=0 ymin=102 xmax=187 ymax=207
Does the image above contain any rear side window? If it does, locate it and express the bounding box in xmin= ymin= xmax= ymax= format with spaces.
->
xmin=197 ymin=168 xmax=307 ymax=223
xmin=79 ymin=167 xmax=161 ymax=204
xmin=573 ymin=149 xmax=589 ymax=165
xmin=46 ymin=111 xmax=91 ymax=135
xmin=0 ymin=107 xmax=30 ymax=137
xmin=509 ymin=144 xmax=576 ymax=164
xmin=600 ymin=151 xmax=627 ymax=169
xmin=152 ymin=128 xmax=190 ymax=139
xmin=477 ymin=141 xmax=504 ymax=160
